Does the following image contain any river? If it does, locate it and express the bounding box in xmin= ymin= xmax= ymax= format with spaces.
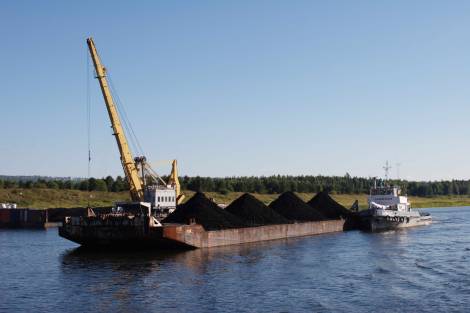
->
xmin=1 ymin=207 xmax=469 ymax=312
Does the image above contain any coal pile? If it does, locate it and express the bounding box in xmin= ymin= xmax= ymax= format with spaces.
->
xmin=225 ymin=193 xmax=291 ymax=226
xmin=163 ymin=192 xmax=246 ymax=230
xmin=307 ymin=191 xmax=351 ymax=219
xmin=269 ymin=191 xmax=325 ymax=221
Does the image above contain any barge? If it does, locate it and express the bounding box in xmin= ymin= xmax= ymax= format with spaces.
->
xmin=58 ymin=38 xmax=347 ymax=248
xmin=59 ymin=212 xmax=345 ymax=249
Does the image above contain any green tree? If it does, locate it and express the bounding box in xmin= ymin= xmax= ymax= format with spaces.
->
xmin=33 ymin=181 xmax=47 ymax=188
xmin=4 ymin=180 xmax=18 ymax=188
xmin=72 ymin=181 xmax=82 ymax=190
xmin=94 ymin=179 xmax=108 ymax=191
xmin=47 ymin=181 xmax=59 ymax=189
xmin=63 ymin=180 xmax=73 ymax=190
xmin=104 ymin=176 xmax=114 ymax=191
xmin=111 ymin=176 xmax=125 ymax=192
xmin=88 ymin=178 xmax=97 ymax=191
xmin=79 ymin=180 xmax=89 ymax=191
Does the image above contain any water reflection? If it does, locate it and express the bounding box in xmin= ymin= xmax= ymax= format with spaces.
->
xmin=60 ymin=236 xmax=317 ymax=274
xmin=3 ymin=207 xmax=470 ymax=313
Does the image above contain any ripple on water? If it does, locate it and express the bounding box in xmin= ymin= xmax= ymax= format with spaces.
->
xmin=1 ymin=208 xmax=470 ymax=312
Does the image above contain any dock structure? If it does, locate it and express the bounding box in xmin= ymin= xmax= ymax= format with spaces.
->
xmin=0 ymin=208 xmax=50 ymax=228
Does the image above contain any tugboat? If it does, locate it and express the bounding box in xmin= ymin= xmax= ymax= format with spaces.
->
xmin=360 ymin=180 xmax=432 ymax=232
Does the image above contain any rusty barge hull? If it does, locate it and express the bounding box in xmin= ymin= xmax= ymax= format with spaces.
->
xmin=59 ymin=219 xmax=345 ymax=249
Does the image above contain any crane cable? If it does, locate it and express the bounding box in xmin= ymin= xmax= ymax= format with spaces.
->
xmin=87 ymin=50 xmax=164 ymax=188
xmin=86 ymin=50 xmax=92 ymax=207
xmin=89 ymin=42 xmax=145 ymax=159
xmin=107 ymin=74 xmax=146 ymax=158
xmin=107 ymin=73 xmax=167 ymax=185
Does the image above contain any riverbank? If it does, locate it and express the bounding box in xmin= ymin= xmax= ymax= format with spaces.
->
xmin=2 ymin=188 xmax=470 ymax=209
xmin=0 ymin=189 xmax=130 ymax=208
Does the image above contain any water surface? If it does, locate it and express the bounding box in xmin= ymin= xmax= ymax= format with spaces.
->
xmin=1 ymin=207 xmax=469 ymax=312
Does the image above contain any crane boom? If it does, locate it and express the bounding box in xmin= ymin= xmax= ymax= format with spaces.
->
xmin=86 ymin=37 xmax=144 ymax=201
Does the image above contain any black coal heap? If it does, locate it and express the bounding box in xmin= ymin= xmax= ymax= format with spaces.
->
xmin=225 ymin=193 xmax=291 ymax=226
xmin=269 ymin=191 xmax=325 ymax=221
xmin=163 ymin=192 xmax=246 ymax=230
xmin=307 ymin=191 xmax=351 ymax=219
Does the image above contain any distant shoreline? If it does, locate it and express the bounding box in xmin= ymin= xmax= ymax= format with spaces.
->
xmin=2 ymin=188 xmax=470 ymax=209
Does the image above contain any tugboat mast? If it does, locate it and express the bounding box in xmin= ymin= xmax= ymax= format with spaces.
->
xmin=383 ymin=161 xmax=392 ymax=182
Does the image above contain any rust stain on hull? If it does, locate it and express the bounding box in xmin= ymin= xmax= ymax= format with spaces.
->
xmin=163 ymin=220 xmax=345 ymax=248
xmin=60 ymin=220 xmax=345 ymax=249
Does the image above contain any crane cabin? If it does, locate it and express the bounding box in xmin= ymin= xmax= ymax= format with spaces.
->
xmin=144 ymin=186 xmax=177 ymax=214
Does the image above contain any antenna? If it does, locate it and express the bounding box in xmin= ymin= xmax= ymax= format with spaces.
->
xmin=396 ymin=162 xmax=401 ymax=180
xmin=383 ymin=161 xmax=392 ymax=181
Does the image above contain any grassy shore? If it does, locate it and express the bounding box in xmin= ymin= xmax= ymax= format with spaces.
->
xmin=0 ymin=188 xmax=130 ymax=208
xmin=2 ymin=188 xmax=470 ymax=209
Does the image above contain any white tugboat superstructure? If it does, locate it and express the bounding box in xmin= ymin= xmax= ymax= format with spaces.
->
xmin=362 ymin=181 xmax=432 ymax=231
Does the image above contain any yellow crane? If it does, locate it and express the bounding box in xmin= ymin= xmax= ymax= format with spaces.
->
xmin=87 ymin=37 xmax=144 ymax=201
xmin=86 ymin=37 xmax=184 ymax=205
xmin=168 ymin=160 xmax=185 ymax=204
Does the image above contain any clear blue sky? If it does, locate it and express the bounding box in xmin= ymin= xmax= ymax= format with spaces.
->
xmin=1 ymin=0 xmax=470 ymax=181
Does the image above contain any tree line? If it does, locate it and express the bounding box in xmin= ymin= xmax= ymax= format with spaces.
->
xmin=1 ymin=174 xmax=470 ymax=197
xmin=0 ymin=176 xmax=129 ymax=192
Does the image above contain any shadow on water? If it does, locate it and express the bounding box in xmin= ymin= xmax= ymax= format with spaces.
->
xmin=60 ymin=233 xmax=345 ymax=274
xmin=61 ymin=246 xmax=187 ymax=271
